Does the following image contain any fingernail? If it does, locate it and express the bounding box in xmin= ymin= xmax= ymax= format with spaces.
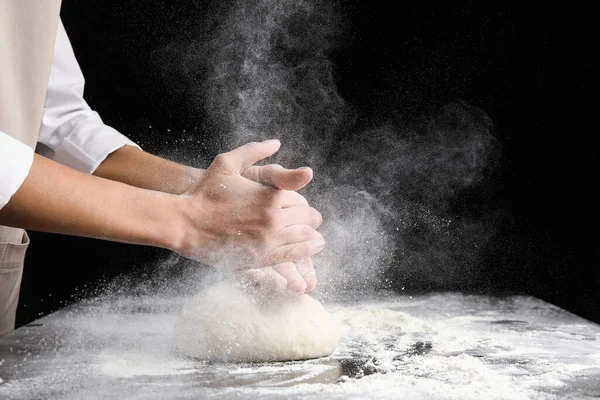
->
xmin=313 ymin=240 xmax=325 ymax=249
xmin=263 ymin=139 xmax=280 ymax=145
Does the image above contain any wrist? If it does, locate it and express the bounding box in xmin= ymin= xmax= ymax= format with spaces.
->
xmin=143 ymin=191 xmax=189 ymax=251
xmin=177 ymin=167 xmax=205 ymax=194
xmin=159 ymin=193 xmax=211 ymax=259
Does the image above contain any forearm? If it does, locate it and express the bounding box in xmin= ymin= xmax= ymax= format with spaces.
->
xmin=0 ymin=154 xmax=181 ymax=249
xmin=0 ymin=140 xmax=324 ymax=294
xmin=93 ymin=145 xmax=204 ymax=195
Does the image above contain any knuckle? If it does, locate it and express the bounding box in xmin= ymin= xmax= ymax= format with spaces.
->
xmin=313 ymin=230 xmax=324 ymax=243
xmin=311 ymin=208 xmax=323 ymax=227
xmin=307 ymin=277 xmax=317 ymax=292
xmin=296 ymin=193 xmax=309 ymax=206
xmin=294 ymin=279 xmax=307 ymax=293
xmin=302 ymin=225 xmax=313 ymax=240
xmin=212 ymin=153 xmax=228 ymax=167
xmin=303 ymin=241 xmax=315 ymax=255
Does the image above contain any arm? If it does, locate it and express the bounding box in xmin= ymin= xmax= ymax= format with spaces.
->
xmin=35 ymin=20 xmax=320 ymax=293
xmin=93 ymin=145 xmax=320 ymax=293
xmin=0 ymin=140 xmax=324 ymax=274
xmin=93 ymin=145 xmax=315 ymax=194
xmin=93 ymin=145 xmax=203 ymax=195
xmin=0 ymin=153 xmax=178 ymax=249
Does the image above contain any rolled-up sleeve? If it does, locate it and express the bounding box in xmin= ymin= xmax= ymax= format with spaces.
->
xmin=36 ymin=19 xmax=140 ymax=174
xmin=0 ymin=131 xmax=34 ymax=209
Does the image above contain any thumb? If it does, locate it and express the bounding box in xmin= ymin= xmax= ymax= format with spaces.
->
xmin=217 ymin=139 xmax=281 ymax=174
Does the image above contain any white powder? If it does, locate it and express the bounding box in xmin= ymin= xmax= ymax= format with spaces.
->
xmin=1 ymin=293 xmax=598 ymax=400
xmin=97 ymin=351 xmax=196 ymax=378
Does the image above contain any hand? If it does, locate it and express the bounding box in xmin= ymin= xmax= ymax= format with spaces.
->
xmin=172 ymin=140 xmax=324 ymax=271
xmin=83 ymin=141 xmax=321 ymax=294
xmin=238 ymin=258 xmax=318 ymax=295
xmin=176 ymin=146 xmax=321 ymax=295
xmin=239 ymin=165 xmax=320 ymax=295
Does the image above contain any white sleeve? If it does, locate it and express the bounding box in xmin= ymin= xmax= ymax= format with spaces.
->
xmin=0 ymin=131 xmax=34 ymax=210
xmin=36 ymin=19 xmax=141 ymax=174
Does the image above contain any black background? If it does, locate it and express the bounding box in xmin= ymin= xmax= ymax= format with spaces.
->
xmin=16 ymin=1 xmax=598 ymax=326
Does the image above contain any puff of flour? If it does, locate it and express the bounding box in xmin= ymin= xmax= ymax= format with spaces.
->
xmin=174 ymin=281 xmax=340 ymax=362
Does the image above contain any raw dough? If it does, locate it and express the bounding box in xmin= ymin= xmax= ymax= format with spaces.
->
xmin=174 ymin=281 xmax=340 ymax=362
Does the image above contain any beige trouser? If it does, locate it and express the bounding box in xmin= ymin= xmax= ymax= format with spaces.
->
xmin=0 ymin=226 xmax=29 ymax=336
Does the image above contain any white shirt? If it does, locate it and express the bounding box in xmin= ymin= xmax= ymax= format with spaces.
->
xmin=0 ymin=20 xmax=140 ymax=209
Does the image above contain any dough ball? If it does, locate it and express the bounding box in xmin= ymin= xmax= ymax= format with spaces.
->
xmin=174 ymin=281 xmax=340 ymax=362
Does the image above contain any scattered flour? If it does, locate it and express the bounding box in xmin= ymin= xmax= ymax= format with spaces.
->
xmin=1 ymin=294 xmax=599 ymax=399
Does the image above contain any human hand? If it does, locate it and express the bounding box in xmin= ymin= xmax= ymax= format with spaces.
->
xmin=239 ymin=165 xmax=320 ymax=295
xmin=182 ymin=160 xmax=314 ymax=193
xmin=173 ymin=145 xmax=320 ymax=295
xmin=238 ymin=257 xmax=318 ymax=296
xmin=172 ymin=140 xmax=324 ymax=272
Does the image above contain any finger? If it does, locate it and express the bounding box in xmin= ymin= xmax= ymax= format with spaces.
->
xmin=258 ymin=266 xmax=288 ymax=292
xmin=244 ymin=164 xmax=313 ymax=191
xmin=272 ymin=262 xmax=307 ymax=294
xmin=296 ymin=259 xmax=317 ymax=293
xmin=278 ymin=190 xmax=309 ymax=208
xmin=214 ymin=139 xmax=281 ymax=173
xmin=238 ymin=266 xmax=287 ymax=292
xmin=267 ymin=239 xmax=325 ymax=265
xmin=278 ymin=206 xmax=323 ymax=229
xmin=273 ymin=224 xmax=323 ymax=248
xmin=238 ymin=268 xmax=265 ymax=286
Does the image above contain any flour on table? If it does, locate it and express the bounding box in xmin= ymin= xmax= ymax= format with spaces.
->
xmin=174 ymin=281 xmax=340 ymax=362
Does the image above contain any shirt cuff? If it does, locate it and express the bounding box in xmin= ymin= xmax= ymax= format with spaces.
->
xmin=49 ymin=117 xmax=140 ymax=174
xmin=0 ymin=132 xmax=34 ymax=210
